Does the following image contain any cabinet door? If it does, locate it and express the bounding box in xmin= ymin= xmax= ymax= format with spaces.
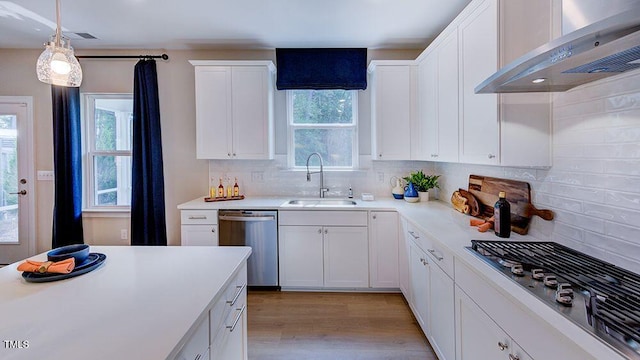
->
xmin=437 ymin=30 xmax=460 ymax=163
xmin=372 ymin=65 xmax=412 ymax=160
xmin=194 ymin=66 xmax=232 ymax=159
xmin=418 ymin=52 xmax=438 ymax=161
xmin=279 ymin=226 xmax=324 ymax=287
xmin=323 ymin=226 xmax=369 ymax=288
xmin=409 ymin=240 xmax=430 ymax=333
xmin=181 ymin=225 xmax=218 ymax=246
xmin=231 ymin=66 xmax=273 ymax=159
xmin=398 ymin=218 xmax=411 ymax=298
xmin=369 ymin=211 xmax=399 ymax=288
xmin=174 ymin=316 xmax=210 ymax=360
xmin=455 ymin=286 xmax=532 ymax=360
xmin=429 ymin=262 xmax=455 ymax=360
xmin=459 ymin=0 xmax=499 ymax=165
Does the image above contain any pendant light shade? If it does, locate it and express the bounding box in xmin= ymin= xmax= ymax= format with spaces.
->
xmin=36 ymin=0 xmax=82 ymax=87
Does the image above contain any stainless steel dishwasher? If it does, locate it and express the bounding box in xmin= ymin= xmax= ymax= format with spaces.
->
xmin=218 ymin=210 xmax=278 ymax=289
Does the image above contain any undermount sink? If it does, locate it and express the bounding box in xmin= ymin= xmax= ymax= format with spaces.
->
xmin=282 ymin=199 xmax=357 ymax=207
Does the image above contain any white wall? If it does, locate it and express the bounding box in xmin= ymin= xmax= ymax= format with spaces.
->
xmin=436 ymin=71 xmax=640 ymax=274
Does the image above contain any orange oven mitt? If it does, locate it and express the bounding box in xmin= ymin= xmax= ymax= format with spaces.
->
xmin=17 ymin=258 xmax=76 ymax=274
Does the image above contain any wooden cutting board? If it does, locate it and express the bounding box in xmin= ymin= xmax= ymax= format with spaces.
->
xmin=467 ymin=175 xmax=532 ymax=235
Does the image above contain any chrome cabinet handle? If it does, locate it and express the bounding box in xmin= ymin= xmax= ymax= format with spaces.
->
xmin=372 ymin=214 xmax=377 ymax=220
xmin=428 ymin=249 xmax=444 ymax=261
xmin=317 ymin=228 xmax=322 ymax=234
xmin=227 ymin=304 xmax=246 ymax=332
xmin=228 ymin=153 xmax=231 ymax=157
xmin=194 ymin=353 xmax=201 ymax=360
xmin=9 ymin=190 xmax=26 ymax=195
xmin=188 ymin=215 xmax=207 ymax=220
xmin=232 ymin=153 xmax=236 ymax=157
xmin=508 ymin=354 xmax=519 ymax=360
xmin=378 ymin=154 xmax=382 ymax=158
xmin=408 ymin=231 xmax=419 ymax=239
xmin=227 ymin=283 xmax=246 ymax=306
xmin=488 ymin=154 xmax=496 ymax=159
xmin=211 ymin=228 xmax=216 ymax=233
xmin=324 ymin=229 xmax=328 ymax=234
xmin=498 ymin=342 xmax=508 ymax=351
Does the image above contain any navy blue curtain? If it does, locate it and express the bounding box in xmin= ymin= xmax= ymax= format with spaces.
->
xmin=276 ymin=48 xmax=367 ymax=90
xmin=51 ymin=86 xmax=84 ymax=248
xmin=131 ymin=59 xmax=167 ymax=246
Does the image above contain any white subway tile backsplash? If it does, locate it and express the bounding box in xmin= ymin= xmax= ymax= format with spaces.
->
xmin=605 ymin=126 xmax=640 ymax=143
xmin=605 ymin=92 xmax=640 ymax=112
xmin=605 ymin=190 xmax=640 ymax=211
xmin=604 ymin=160 xmax=640 ymax=176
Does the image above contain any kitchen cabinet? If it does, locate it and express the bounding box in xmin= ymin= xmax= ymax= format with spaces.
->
xmin=457 ymin=0 xmax=554 ymax=166
xmin=455 ymin=260 xmax=597 ymax=360
xmin=181 ymin=210 xmax=218 ymax=246
xmin=210 ymin=267 xmax=248 ymax=360
xmin=417 ymin=29 xmax=459 ymax=162
xmin=368 ymin=61 xmax=417 ymax=161
xmin=175 ymin=316 xmax=210 ymax=360
xmin=368 ymin=211 xmax=399 ymax=288
xmin=190 ymin=61 xmax=275 ymax=160
xmin=398 ymin=217 xmax=410 ymax=298
xmin=455 ymin=286 xmax=532 ymax=360
xmin=279 ymin=211 xmax=368 ymax=289
xmin=427 ymin=247 xmax=455 ymax=360
xmin=409 ymin=238 xmax=430 ymax=332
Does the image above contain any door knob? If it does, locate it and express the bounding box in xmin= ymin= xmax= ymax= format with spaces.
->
xmin=10 ymin=190 xmax=26 ymax=195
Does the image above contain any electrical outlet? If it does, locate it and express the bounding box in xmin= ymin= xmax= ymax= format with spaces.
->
xmin=37 ymin=170 xmax=54 ymax=181
xmin=251 ymin=171 xmax=264 ymax=182
xmin=377 ymin=172 xmax=385 ymax=183
xmin=120 ymin=229 xmax=128 ymax=240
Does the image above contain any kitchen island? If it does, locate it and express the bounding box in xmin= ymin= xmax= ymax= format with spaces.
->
xmin=0 ymin=245 xmax=251 ymax=360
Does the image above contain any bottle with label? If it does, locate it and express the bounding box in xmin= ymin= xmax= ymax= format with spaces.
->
xmin=494 ymin=191 xmax=511 ymax=238
xmin=233 ymin=178 xmax=240 ymax=197
xmin=226 ymin=177 xmax=232 ymax=198
xmin=217 ymin=178 xmax=224 ymax=198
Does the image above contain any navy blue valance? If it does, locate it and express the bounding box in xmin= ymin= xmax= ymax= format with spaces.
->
xmin=276 ymin=48 xmax=367 ymax=90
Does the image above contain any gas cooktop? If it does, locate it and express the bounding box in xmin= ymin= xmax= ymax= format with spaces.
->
xmin=468 ymin=240 xmax=640 ymax=359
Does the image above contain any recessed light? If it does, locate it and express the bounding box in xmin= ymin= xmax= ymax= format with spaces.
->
xmin=532 ymin=78 xmax=546 ymax=84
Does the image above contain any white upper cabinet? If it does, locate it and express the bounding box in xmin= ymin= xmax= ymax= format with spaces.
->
xmin=417 ymin=30 xmax=460 ymax=162
xmin=190 ymin=61 xmax=275 ymax=160
xmin=414 ymin=0 xmax=556 ymax=167
xmin=458 ymin=0 xmax=555 ymax=166
xmin=369 ymin=61 xmax=416 ymax=161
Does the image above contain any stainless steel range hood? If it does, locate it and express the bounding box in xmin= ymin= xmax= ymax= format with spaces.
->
xmin=476 ymin=1 xmax=640 ymax=93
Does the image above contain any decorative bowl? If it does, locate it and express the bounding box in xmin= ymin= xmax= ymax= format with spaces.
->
xmin=47 ymin=244 xmax=90 ymax=265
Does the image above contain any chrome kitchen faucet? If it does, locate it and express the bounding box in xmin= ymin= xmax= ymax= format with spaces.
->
xmin=305 ymin=152 xmax=328 ymax=198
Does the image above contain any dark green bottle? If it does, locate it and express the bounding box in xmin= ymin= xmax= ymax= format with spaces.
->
xmin=494 ymin=191 xmax=511 ymax=238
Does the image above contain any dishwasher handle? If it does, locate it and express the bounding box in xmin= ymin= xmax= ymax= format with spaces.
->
xmin=219 ymin=215 xmax=276 ymax=222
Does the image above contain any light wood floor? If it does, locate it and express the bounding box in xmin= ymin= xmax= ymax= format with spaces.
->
xmin=247 ymin=291 xmax=437 ymax=360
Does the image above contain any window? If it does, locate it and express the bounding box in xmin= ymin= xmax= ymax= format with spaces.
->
xmin=83 ymin=94 xmax=133 ymax=210
xmin=287 ymin=90 xmax=358 ymax=169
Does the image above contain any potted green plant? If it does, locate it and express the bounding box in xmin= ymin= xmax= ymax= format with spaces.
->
xmin=403 ymin=170 xmax=440 ymax=202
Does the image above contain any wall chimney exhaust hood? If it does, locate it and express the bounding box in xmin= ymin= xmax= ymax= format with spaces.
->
xmin=476 ymin=3 xmax=640 ymax=94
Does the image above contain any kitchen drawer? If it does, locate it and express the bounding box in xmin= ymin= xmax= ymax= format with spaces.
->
xmin=181 ymin=210 xmax=218 ymax=225
xmin=174 ymin=316 xmax=209 ymax=360
xmin=211 ymin=265 xmax=247 ymax=343
xmin=279 ymin=210 xmax=367 ymax=226
xmin=406 ymin=220 xmax=454 ymax=278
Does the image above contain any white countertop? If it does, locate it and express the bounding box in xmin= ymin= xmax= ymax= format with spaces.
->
xmin=178 ymin=195 xmax=623 ymax=359
xmin=0 ymin=246 xmax=251 ymax=360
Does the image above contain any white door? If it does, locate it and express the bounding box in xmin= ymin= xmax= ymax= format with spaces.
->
xmin=0 ymin=98 xmax=35 ymax=264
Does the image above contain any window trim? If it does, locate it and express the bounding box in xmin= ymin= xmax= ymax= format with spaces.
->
xmin=82 ymin=93 xmax=133 ymax=212
xmin=286 ymin=90 xmax=359 ymax=169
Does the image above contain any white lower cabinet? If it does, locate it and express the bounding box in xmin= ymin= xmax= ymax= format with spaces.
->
xmin=181 ymin=210 xmax=218 ymax=246
xmin=279 ymin=211 xmax=369 ymax=289
xmin=369 ymin=211 xmax=399 ymax=288
xmin=175 ymin=265 xmax=247 ymax=360
xmin=398 ymin=217 xmax=411 ymax=297
xmin=455 ymin=286 xmax=531 ymax=360
xmin=175 ymin=316 xmax=210 ymax=360
xmin=409 ymin=239 xmax=430 ymax=332
xmin=427 ymin=252 xmax=455 ymax=360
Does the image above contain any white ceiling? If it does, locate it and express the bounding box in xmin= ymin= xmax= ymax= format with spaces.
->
xmin=0 ymin=0 xmax=472 ymax=50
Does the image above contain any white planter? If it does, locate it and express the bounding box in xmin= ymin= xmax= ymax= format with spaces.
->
xmin=419 ymin=191 xmax=429 ymax=202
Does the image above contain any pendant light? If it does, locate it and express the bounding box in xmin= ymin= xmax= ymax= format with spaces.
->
xmin=36 ymin=0 xmax=82 ymax=87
